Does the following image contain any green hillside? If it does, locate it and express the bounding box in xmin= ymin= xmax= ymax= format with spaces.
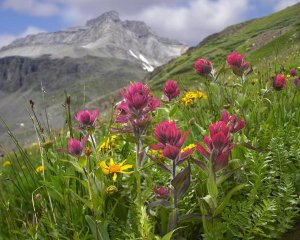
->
xmin=147 ymin=3 xmax=300 ymax=89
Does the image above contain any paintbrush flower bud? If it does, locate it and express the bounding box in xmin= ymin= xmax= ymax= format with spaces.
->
xmin=163 ymin=80 xmax=180 ymax=101
xmin=273 ymin=74 xmax=286 ymax=91
xmin=194 ymin=58 xmax=212 ymax=75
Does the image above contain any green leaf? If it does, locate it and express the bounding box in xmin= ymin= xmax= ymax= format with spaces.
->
xmin=167 ymin=209 xmax=178 ymax=232
xmin=148 ymin=200 xmax=171 ymax=209
xmin=214 ymin=184 xmax=246 ymax=216
xmin=178 ymin=213 xmax=203 ymax=223
xmin=169 ymin=106 xmax=178 ymax=117
xmin=85 ymin=215 xmax=110 ymax=240
xmin=78 ymin=155 xmax=87 ymax=168
xmin=207 ymin=171 xmax=218 ymax=200
xmin=216 ymin=166 xmax=242 ymax=185
xmin=171 ymin=165 xmax=191 ymax=198
xmin=162 ymin=226 xmax=185 ymax=240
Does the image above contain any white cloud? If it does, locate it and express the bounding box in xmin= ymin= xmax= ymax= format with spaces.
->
xmin=0 ymin=26 xmax=45 ymax=48
xmin=2 ymin=0 xmax=59 ymax=17
xmin=127 ymin=0 xmax=249 ymax=45
xmin=274 ymin=0 xmax=300 ymax=11
xmin=48 ymin=0 xmax=249 ymax=45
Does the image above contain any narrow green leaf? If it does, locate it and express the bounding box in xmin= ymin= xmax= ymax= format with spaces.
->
xmin=169 ymin=106 xmax=178 ymax=117
xmin=207 ymin=171 xmax=218 ymax=200
xmin=162 ymin=226 xmax=185 ymax=240
xmin=214 ymin=184 xmax=246 ymax=216
xmin=85 ymin=215 xmax=110 ymax=240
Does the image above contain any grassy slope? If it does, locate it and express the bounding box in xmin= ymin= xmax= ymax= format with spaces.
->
xmin=147 ymin=3 xmax=300 ymax=90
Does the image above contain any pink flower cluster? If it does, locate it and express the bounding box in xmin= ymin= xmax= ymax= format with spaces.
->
xmin=196 ymin=110 xmax=245 ymax=172
xmin=68 ymin=137 xmax=87 ymax=157
xmin=67 ymin=109 xmax=99 ymax=158
xmin=194 ymin=59 xmax=213 ymax=75
xmin=163 ymin=80 xmax=180 ymax=101
xmin=75 ymin=109 xmax=99 ymax=127
xmin=193 ymin=51 xmax=250 ymax=83
xmin=151 ymin=120 xmax=193 ymax=161
xmin=153 ymin=186 xmax=171 ymax=199
xmin=226 ymin=51 xmax=250 ymax=77
xmin=273 ymin=74 xmax=286 ymax=91
xmin=116 ymin=82 xmax=160 ymax=128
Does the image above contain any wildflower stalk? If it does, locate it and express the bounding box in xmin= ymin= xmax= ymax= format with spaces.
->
xmin=172 ymin=157 xmax=178 ymax=227
xmin=135 ymin=133 xmax=142 ymax=205
xmin=172 ymin=157 xmax=178 ymax=210
xmin=64 ymin=91 xmax=73 ymax=138
xmin=207 ymin=152 xmax=218 ymax=210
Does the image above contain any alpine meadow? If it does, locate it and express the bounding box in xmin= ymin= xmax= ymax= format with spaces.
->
xmin=0 ymin=2 xmax=300 ymax=240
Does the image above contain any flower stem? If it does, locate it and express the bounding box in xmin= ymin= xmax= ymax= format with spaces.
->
xmin=171 ymin=159 xmax=178 ymax=229
xmin=135 ymin=135 xmax=142 ymax=205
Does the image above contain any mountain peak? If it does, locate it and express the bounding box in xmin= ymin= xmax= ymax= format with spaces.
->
xmin=86 ymin=11 xmax=120 ymax=26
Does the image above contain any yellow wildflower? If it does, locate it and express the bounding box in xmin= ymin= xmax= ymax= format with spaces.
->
xmin=148 ymin=149 xmax=166 ymax=161
xmin=98 ymin=135 xmax=118 ymax=153
xmin=297 ymin=66 xmax=300 ymax=70
xmin=181 ymin=91 xmax=208 ymax=106
xmin=287 ymin=74 xmax=291 ymax=78
xmin=100 ymin=158 xmax=133 ymax=181
xmin=181 ymin=144 xmax=196 ymax=153
xmin=2 ymin=160 xmax=11 ymax=167
xmin=36 ymin=165 xmax=44 ymax=173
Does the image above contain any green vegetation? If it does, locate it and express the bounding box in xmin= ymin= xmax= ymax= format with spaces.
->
xmin=1 ymin=3 xmax=300 ymax=240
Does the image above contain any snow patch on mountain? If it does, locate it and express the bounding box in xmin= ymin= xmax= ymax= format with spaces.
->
xmin=142 ymin=63 xmax=154 ymax=72
xmin=129 ymin=49 xmax=138 ymax=59
xmin=139 ymin=54 xmax=150 ymax=65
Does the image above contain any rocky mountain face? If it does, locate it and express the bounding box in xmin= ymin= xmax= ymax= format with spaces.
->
xmin=0 ymin=11 xmax=187 ymax=70
xmin=0 ymin=11 xmax=187 ymax=147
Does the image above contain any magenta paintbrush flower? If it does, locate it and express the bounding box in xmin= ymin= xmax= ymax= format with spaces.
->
xmin=68 ymin=137 xmax=87 ymax=157
xmin=194 ymin=58 xmax=212 ymax=75
xmin=151 ymin=120 xmax=190 ymax=161
xmin=227 ymin=51 xmax=249 ymax=77
xmin=153 ymin=186 xmax=171 ymax=199
xmin=116 ymin=82 xmax=160 ymax=127
xmin=197 ymin=121 xmax=234 ymax=171
xmin=163 ymin=80 xmax=180 ymax=101
xmin=273 ymin=74 xmax=286 ymax=91
xmin=75 ymin=109 xmax=99 ymax=127
xmin=290 ymin=68 xmax=296 ymax=77
xmin=220 ymin=110 xmax=246 ymax=133
xmin=120 ymin=82 xmax=160 ymax=111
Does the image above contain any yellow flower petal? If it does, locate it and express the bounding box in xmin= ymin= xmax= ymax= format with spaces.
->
xmin=100 ymin=161 xmax=109 ymax=174
xmin=36 ymin=165 xmax=44 ymax=173
xmin=109 ymin=158 xmax=115 ymax=167
xmin=120 ymin=164 xmax=133 ymax=171
xmin=100 ymin=161 xmax=108 ymax=169
xmin=113 ymin=173 xmax=118 ymax=182
xmin=101 ymin=168 xmax=109 ymax=175
xmin=119 ymin=160 xmax=127 ymax=166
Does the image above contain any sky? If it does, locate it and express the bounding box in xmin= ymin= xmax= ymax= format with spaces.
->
xmin=0 ymin=0 xmax=299 ymax=48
